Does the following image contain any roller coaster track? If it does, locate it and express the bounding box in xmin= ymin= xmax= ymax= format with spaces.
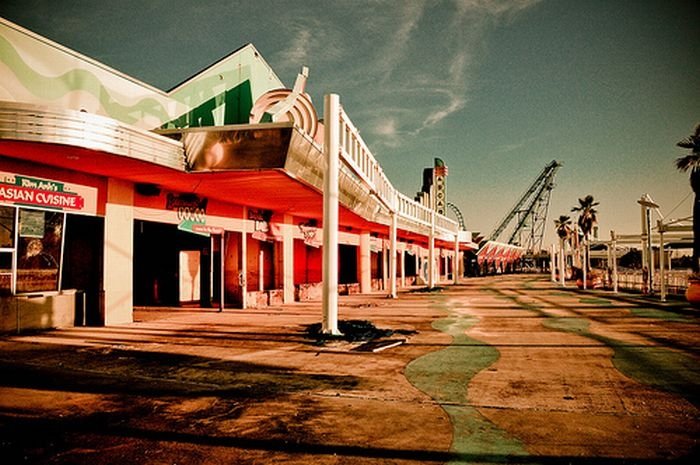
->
xmin=487 ymin=160 xmax=561 ymax=253
xmin=447 ymin=201 xmax=466 ymax=230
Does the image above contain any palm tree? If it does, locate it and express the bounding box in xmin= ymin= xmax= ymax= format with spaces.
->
xmin=571 ymin=195 xmax=599 ymax=270
xmin=675 ymin=123 xmax=700 ymax=273
xmin=572 ymin=195 xmax=599 ymax=241
xmin=554 ymin=215 xmax=572 ymax=240
xmin=554 ymin=215 xmax=572 ymax=285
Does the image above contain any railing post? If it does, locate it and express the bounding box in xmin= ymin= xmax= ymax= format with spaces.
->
xmin=322 ymin=94 xmax=341 ymax=335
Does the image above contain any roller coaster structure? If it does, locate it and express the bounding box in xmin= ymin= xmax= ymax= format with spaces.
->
xmin=487 ymin=160 xmax=561 ymax=253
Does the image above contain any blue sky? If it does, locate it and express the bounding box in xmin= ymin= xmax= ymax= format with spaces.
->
xmin=1 ymin=0 xmax=698 ymax=245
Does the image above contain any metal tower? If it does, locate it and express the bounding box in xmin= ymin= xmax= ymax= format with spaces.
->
xmin=487 ymin=160 xmax=561 ymax=253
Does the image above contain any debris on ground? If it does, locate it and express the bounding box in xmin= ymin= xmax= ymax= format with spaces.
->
xmin=409 ymin=286 xmax=446 ymax=293
xmin=353 ymin=339 xmax=406 ymax=352
xmin=304 ymin=319 xmax=416 ymax=346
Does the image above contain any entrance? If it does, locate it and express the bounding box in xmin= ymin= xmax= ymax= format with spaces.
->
xmin=62 ymin=214 xmax=104 ymax=326
xmin=134 ymin=220 xmax=215 ymax=307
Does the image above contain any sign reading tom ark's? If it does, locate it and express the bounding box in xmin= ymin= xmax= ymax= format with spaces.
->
xmin=0 ymin=171 xmax=97 ymax=214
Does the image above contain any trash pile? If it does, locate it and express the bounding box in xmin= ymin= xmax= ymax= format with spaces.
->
xmin=409 ymin=286 xmax=446 ymax=293
xmin=304 ymin=319 xmax=415 ymax=346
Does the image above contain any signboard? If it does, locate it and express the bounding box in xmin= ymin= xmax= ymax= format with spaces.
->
xmin=433 ymin=159 xmax=448 ymax=215
xmin=166 ymin=193 xmax=211 ymax=236
xmin=298 ymin=220 xmax=320 ymax=247
xmin=0 ymin=171 xmax=97 ymax=214
xmin=249 ymin=208 xmax=282 ymax=242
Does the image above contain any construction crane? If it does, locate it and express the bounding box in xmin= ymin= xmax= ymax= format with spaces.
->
xmin=487 ymin=160 xmax=561 ymax=253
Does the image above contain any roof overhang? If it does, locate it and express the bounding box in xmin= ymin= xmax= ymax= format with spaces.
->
xmin=0 ymin=102 xmax=469 ymax=243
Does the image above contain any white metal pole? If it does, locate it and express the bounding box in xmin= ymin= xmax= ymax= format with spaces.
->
xmin=560 ymin=238 xmax=566 ymax=287
xmin=258 ymin=249 xmax=264 ymax=292
xmin=389 ymin=211 xmax=398 ymax=298
xmin=241 ymin=207 xmax=248 ymax=309
xmin=219 ymin=232 xmax=225 ymax=312
xmin=582 ymin=239 xmax=587 ymax=290
xmin=640 ymin=203 xmax=648 ymax=271
xmin=382 ymin=242 xmax=388 ymax=290
xmin=550 ymin=244 xmax=556 ymax=282
xmin=658 ymin=220 xmax=666 ymax=301
xmin=647 ymin=209 xmax=654 ymax=293
xmin=322 ymin=94 xmax=341 ymax=335
xmin=428 ymin=210 xmax=436 ymax=288
xmin=454 ymin=234 xmax=460 ymax=285
xmin=611 ymin=230 xmax=618 ymax=293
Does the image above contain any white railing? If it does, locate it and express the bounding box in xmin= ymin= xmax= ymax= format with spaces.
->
xmin=337 ymin=105 xmax=459 ymax=238
xmin=338 ymin=107 xmax=395 ymax=210
xmin=397 ymin=192 xmax=432 ymax=226
xmin=435 ymin=213 xmax=460 ymax=233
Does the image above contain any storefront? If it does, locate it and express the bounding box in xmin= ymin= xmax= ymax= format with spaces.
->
xmin=1 ymin=17 xmax=478 ymax=333
xmin=0 ymin=166 xmax=104 ymax=331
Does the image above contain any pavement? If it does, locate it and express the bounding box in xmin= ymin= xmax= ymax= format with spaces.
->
xmin=0 ymin=274 xmax=698 ymax=464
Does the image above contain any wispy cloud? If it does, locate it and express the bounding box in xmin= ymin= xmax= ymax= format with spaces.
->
xmin=356 ymin=0 xmax=541 ymax=148
xmin=267 ymin=0 xmax=541 ymax=151
xmin=372 ymin=117 xmax=402 ymax=148
xmin=284 ymin=27 xmax=312 ymax=67
xmin=372 ymin=1 xmax=428 ymax=82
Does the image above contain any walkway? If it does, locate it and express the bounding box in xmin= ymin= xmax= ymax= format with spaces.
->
xmin=1 ymin=275 xmax=698 ymax=464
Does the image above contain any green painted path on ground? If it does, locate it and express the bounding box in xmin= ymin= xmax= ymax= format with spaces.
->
xmin=404 ymin=296 xmax=527 ymax=464
xmin=404 ymin=278 xmax=700 ymax=463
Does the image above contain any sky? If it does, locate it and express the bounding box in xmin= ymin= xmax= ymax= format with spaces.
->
xmin=1 ymin=0 xmax=698 ymax=247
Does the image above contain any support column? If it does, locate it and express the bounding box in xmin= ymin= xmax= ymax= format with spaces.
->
xmin=550 ymin=244 xmax=556 ymax=282
xmin=389 ymin=211 xmax=397 ymax=298
xmin=322 ymin=93 xmax=340 ymax=335
xmin=559 ymin=239 xmax=566 ymax=287
xmin=358 ymin=230 xmax=371 ymax=293
xmin=241 ymin=207 xmax=248 ymax=309
xmin=382 ymin=242 xmax=388 ymax=291
xmin=611 ymin=231 xmax=618 ymax=293
xmin=104 ymin=179 xmax=134 ymax=325
xmin=282 ymin=214 xmax=295 ymax=304
xmin=658 ymin=220 xmax=666 ymax=301
xmin=428 ymin=211 xmax=436 ymax=288
xmin=219 ymin=233 xmax=225 ymax=311
xmin=454 ymin=234 xmax=460 ymax=285
xmin=583 ymin=240 xmax=587 ymax=290
xmin=258 ymin=250 xmax=264 ymax=292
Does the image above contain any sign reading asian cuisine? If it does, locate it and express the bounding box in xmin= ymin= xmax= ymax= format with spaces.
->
xmin=0 ymin=171 xmax=97 ymax=214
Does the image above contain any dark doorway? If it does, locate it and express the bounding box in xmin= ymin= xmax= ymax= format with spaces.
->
xmin=62 ymin=215 xmax=104 ymax=326
xmin=133 ymin=221 xmax=211 ymax=307
xmin=339 ymin=244 xmax=357 ymax=284
xmin=404 ymin=252 xmax=416 ymax=276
